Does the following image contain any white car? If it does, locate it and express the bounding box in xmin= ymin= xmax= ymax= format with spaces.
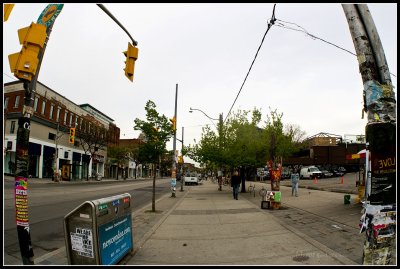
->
xmin=184 ymin=172 xmax=199 ymax=185
xmin=300 ymin=166 xmax=323 ymax=179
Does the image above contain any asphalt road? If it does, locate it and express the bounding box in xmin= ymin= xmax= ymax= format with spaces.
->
xmin=3 ymin=178 xmax=172 ymax=260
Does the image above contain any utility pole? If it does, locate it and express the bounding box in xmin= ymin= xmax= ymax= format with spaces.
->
xmin=9 ymin=5 xmax=64 ymax=264
xmin=171 ymin=84 xmax=178 ymax=198
xmin=342 ymin=4 xmax=396 ymax=265
xmin=178 ymin=126 xmax=184 ymax=192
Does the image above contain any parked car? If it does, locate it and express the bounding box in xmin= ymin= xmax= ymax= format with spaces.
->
xmin=184 ymin=172 xmax=199 ymax=185
xmin=320 ymin=170 xmax=333 ymax=178
xmin=330 ymin=169 xmax=345 ymax=177
xmin=281 ymin=168 xmax=291 ymax=180
xmin=300 ymin=166 xmax=323 ymax=179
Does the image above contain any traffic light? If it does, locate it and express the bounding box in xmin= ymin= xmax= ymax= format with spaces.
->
xmin=69 ymin=127 xmax=75 ymax=144
xmin=8 ymin=22 xmax=47 ymax=81
xmin=169 ymin=117 xmax=176 ymax=131
xmin=178 ymin=155 xmax=184 ymax=164
xmin=123 ymin=42 xmax=139 ymax=82
xmin=4 ymin=4 xmax=15 ymax=22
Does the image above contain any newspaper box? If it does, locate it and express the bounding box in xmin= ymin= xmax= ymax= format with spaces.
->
xmin=64 ymin=193 xmax=133 ymax=265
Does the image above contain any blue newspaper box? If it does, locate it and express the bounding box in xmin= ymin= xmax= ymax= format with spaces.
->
xmin=64 ymin=193 xmax=133 ymax=265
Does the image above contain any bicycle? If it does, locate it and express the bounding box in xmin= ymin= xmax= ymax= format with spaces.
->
xmin=248 ymin=183 xmax=256 ymax=197
xmin=259 ymin=186 xmax=267 ymax=199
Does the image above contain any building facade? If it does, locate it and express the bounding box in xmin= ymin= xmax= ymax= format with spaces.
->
xmin=4 ymin=81 xmax=119 ymax=180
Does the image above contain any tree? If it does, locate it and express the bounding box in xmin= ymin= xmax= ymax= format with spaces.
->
xmin=107 ymin=145 xmax=130 ymax=180
xmin=76 ymin=115 xmax=108 ymax=180
xmin=134 ymin=100 xmax=174 ymax=212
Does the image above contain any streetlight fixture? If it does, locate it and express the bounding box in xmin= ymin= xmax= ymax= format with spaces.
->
xmin=189 ymin=107 xmax=224 ymax=183
xmin=189 ymin=107 xmax=219 ymax=129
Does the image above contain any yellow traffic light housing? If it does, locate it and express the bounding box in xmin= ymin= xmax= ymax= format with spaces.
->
xmin=69 ymin=127 xmax=76 ymax=144
xmin=123 ymin=42 xmax=138 ymax=82
xmin=169 ymin=117 xmax=176 ymax=131
xmin=4 ymin=4 xmax=15 ymax=22
xmin=8 ymin=22 xmax=47 ymax=81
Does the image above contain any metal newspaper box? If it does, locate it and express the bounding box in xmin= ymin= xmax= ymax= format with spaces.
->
xmin=64 ymin=193 xmax=133 ymax=265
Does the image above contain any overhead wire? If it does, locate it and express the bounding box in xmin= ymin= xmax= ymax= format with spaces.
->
xmin=275 ymin=19 xmax=397 ymax=78
xmin=223 ymin=4 xmax=277 ymax=124
xmin=223 ymin=9 xmax=396 ymax=125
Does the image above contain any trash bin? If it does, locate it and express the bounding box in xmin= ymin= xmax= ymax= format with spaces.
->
xmin=344 ymin=194 xmax=351 ymax=205
xmin=64 ymin=193 xmax=133 ymax=265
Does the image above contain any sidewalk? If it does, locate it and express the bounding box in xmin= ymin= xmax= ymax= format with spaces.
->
xmin=125 ymin=180 xmax=359 ymax=265
xmin=5 ymin=174 xmax=362 ymax=265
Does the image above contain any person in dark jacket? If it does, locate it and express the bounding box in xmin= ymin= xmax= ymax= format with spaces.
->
xmin=231 ymin=170 xmax=241 ymax=200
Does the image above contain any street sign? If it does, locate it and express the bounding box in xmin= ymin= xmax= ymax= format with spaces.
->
xmin=37 ymin=4 xmax=64 ymax=28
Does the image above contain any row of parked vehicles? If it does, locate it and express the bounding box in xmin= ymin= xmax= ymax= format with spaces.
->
xmin=256 ymin=165 xmax=346 ymax=180
xmin=299 ymin=165 xmax=346 ymax=179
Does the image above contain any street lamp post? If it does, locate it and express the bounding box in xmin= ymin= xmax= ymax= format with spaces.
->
xmin=189 ymin=107 xmax=224 ymax=184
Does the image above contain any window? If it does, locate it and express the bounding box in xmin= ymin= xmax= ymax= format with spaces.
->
xmin=64 ymin=111 xmax=68 ymax=125
xmin=69 ymin=114 xmax=73 ymax=126
xmin=10 ymin=121 xmax=16 ymax=134
xmin=4 ymin=97 xmax=9 ymax=109
xmin=34 ymin=97 xmax=39 ymax=112
xmin=75 ymin=116 xmax=79 ymax=129
xmin=14 ymin=96 xmax=20 ymax=108
xmin=48 ymin=133 xmax=56 ymax=140
xmin=56 ymin=107 xmax=61 ymax=122
xmin=41 ymin=100 xmax=46 ymax=114
xmin=80 ymin=118 xmax=83 ymax=130
xmin=49 ymin=104 xmax=54 ymax=119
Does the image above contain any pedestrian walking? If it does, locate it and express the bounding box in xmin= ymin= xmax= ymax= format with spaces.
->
xmin=217 ymin=170 xmax=223 ymax=191
xmin=291 ymin=173 xmax=300 ymax=197
xmin=231 ymin=170 xmax=241 ymax=200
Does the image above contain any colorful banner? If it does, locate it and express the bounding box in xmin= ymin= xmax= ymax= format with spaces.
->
xmin=15 ymin=176 xmax=29 ymax=226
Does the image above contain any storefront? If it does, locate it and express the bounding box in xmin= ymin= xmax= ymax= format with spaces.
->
xmin=28 ymin=142 xmax=41 ymax=178
xmin=43 ymin=145 xmax=55 ymax=179
xmin=72 ymin=152 xmax=82 ymax=180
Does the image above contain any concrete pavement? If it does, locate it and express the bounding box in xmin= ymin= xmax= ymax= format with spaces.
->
xmin=4 ymin=173 xmax=366 ymax=265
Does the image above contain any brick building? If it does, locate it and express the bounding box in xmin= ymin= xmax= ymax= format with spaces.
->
xmin=4 ymin=81 xmax=119 ymax=180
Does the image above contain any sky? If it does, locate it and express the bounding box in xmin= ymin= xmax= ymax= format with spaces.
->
xmin=3 ymin=3 xmax=397 ymax=165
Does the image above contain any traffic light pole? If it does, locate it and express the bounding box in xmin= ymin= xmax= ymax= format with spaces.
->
xmin=12 ymin=4 xmax=65 ymax=264
xmin=13 ymin=21 xmax=55 ymax=266
xmin=177 ymin=126 xmax=184 ymax=192
xmin=171 ymin=84 xmax=178 ymax=198
xmin=342 ymin=4 xmax=396 ymax=265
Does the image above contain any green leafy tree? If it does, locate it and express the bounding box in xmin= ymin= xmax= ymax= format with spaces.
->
xmin=134 ymin=100 xmax=174 ymax=212
xmin=76 ymin=117 xmax=108 ymax=180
